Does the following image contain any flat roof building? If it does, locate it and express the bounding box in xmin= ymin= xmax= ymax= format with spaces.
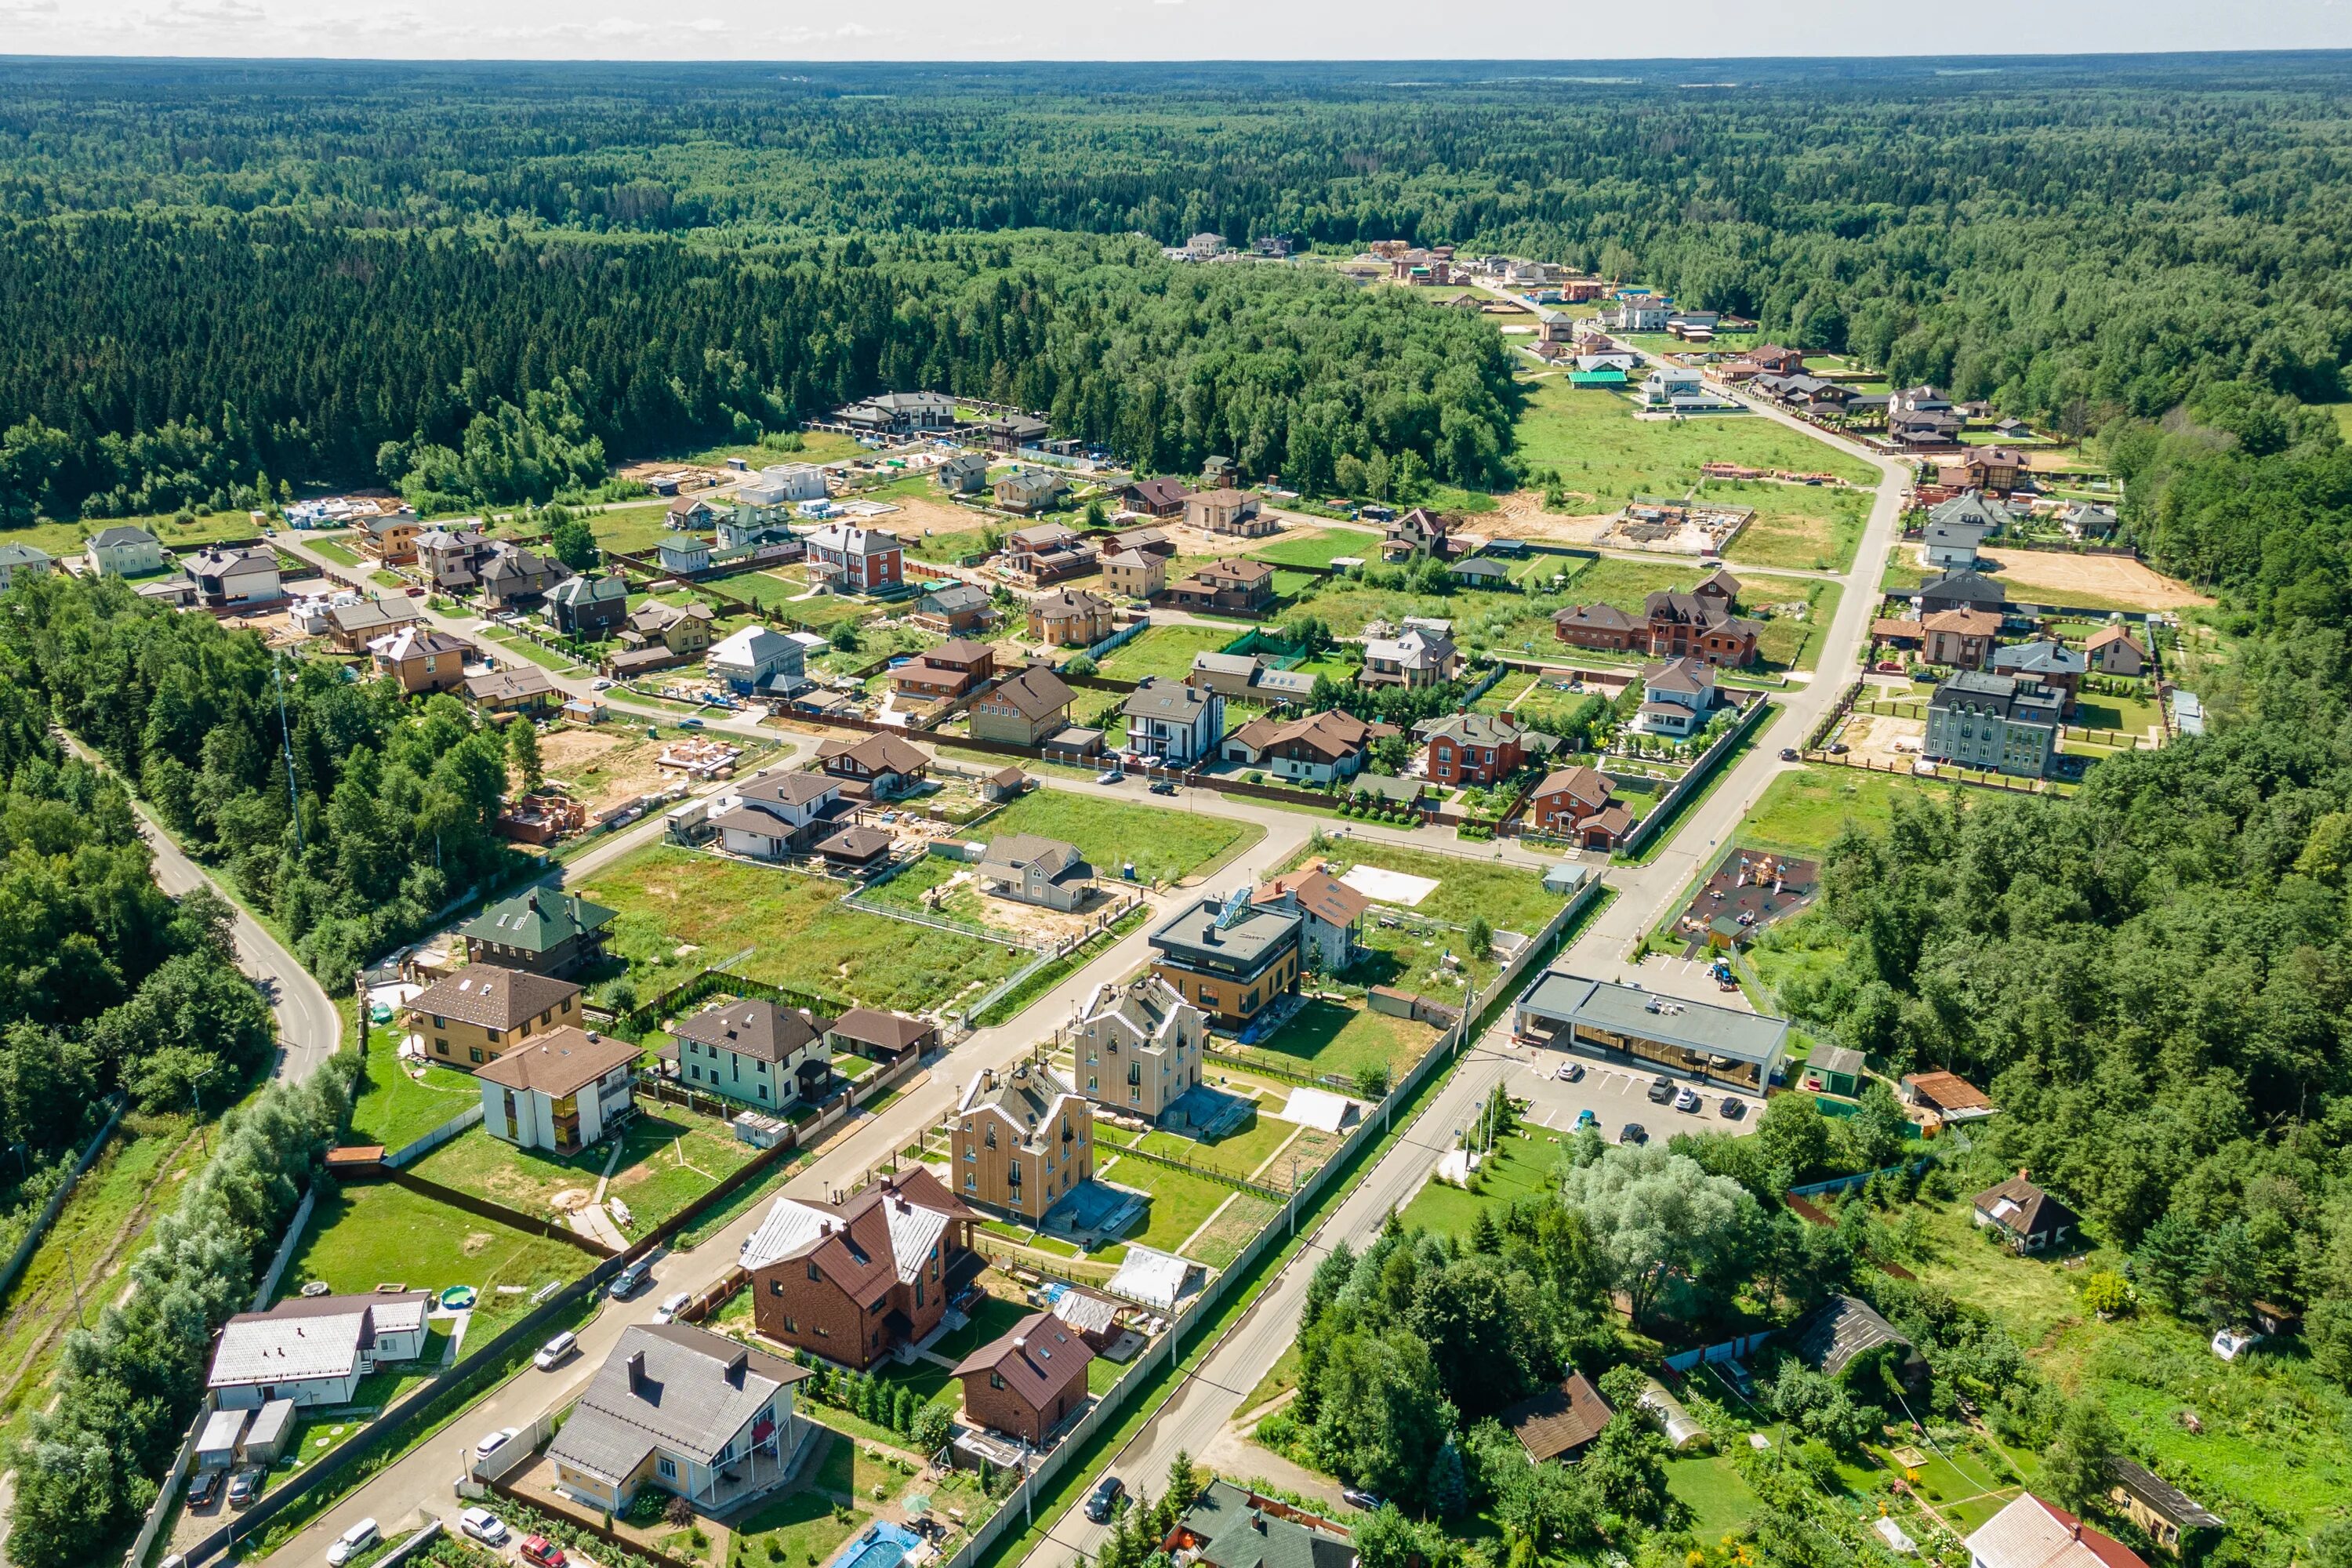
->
xmin=1512 ymin=971 xmax=1788 ymax=1090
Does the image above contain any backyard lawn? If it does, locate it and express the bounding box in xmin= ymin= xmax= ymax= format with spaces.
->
xmin=1749 ymin=579 xmax=1842 ymax=673
xmin=1665 ymin=1452 xmax=1763 ymax=1537
xmin=275 ymin=1182 xmax=588 ymax=1332
xmin=1242 ymin=998 xmax=1436 ymax=1083
xmin=348 ymin=1029 xmax=481 ymax=1152
xmin=575 ymin=844 xmax=1030 ymax=1015
xmin=1512 ymin=376 xmax=1877 ymax=503
xmin=1733 ymin=764 xmax=1963 ymax=858
xmin=1712 ymin=480 xmax=1871 ymax=573
xmin=1134 ymin=1113 xmax=1301 ymax=1184
xmin=727 ymin=1472 xmax=865 ymax=1568
xmin=1558 ymin=555 xmax=1706 ymax=612
xmin=1094 ymin=1156 xmax=1232 ymax=1259
xmin=927 ymin=1290 xmax=1031 ymax=1361
xmin=587 ymin=503 xmax=678 ymax=556
xmin=966 ymin=787 xmax=1262 ymax=884
xmin=1094 ymin=624 xmax=1243 ymax=683
xmin=1249 ymin=527 xmax=1377 ymax=569
xmin=405 ymin=1112 xmax=759 ymax=1232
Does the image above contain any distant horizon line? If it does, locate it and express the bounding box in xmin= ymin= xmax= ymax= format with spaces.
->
xmin=4 ymin=47 xmax=2352 ymax=68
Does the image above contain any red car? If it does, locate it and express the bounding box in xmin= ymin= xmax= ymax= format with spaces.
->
xmin=520 ymin=1535 xmax=568 ymax=1567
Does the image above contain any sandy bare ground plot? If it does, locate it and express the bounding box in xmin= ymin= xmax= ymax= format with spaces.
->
xmin=1835 ymin=710 xmax=1927 ymax=768
xmin=1482 ymin=490 xmax=1617 ymax=544
xmin=1975 ymin=547 xmax=2212 ymax=610
xmin=538 ymin=728 xmax=673 ymax=812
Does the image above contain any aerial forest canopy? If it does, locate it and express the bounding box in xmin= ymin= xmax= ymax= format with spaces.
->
xmin=4 ymin=54 xmax=2352 ymax=517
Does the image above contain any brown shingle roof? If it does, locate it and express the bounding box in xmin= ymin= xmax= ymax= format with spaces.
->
xmin=670 ymin=998 xmax=823 ymax=1066
xmin=953 ymin=1310 xmax=1093 ymax=1410
xmin=982 ymin=664 xmax=1077 ymax=721
xmin=408 ymin=965 xmax=582 ymax=1032
xmin=1498 ymin=1372 xmax=1614 ymax=1463
xmin=474 ymin=1025 xmax=637 ymax=1097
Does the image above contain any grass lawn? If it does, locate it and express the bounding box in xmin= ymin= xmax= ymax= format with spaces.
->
xmin=576 ymin=844 xmax=1029 ymax=1014
xmin=1666 ymin=1452 xmax=1763 ymax=1537
xmin=1750 ymin=579 xmax=1842 ymax=673
xmin=1397 ymin=1129 xmax=1566 ymax=1237
xmin=349 ymin=1029 xmax=481 ymax=1152
xmin=1896 ymin=1196 xmax=2352 ymax=1556
xmin=728 ymin=1474 xmax=866 ymax=1568
xmin=590 ymin=503 xmax=692 ymax=556
xmin=308 ymin=535 xmax=365 ymax=567
xmin=2072 ymin=691 xmax=2165 ymax=737
xmin=1249 ymin=528 xmax=1376 ymax=569
xmin=1349 ymin=917 xmax=1498 ymax=999
xmin=1094 ymin=624 xmax=1241 ymax=684
xmin=1559 ymin=555 xmax=1705 ymax=612
xmin=480 ymin=629 xmax=585 ymax=674
xmin=1733 ymin=765 xmax=1967 ymax=858
xmin=1183 ymin=1192 xmax=1282 ymax=1269
xmin=406 ymin=1112 xmax=758 ymax=1232
xmin=1714 ymin=481 xmax=1870 ymax=573
xmin=0 ymin=1109 xmax=206 ymax=1442
xmin=1242 ymin=999 xmax=1436 ymax=1084
xmin=1512 ymin=376 xmax=1877 ymax=504
xmin=1095 ymin=1156 xmax=1232 ymax=1259
xmin=1290 ymin=840 xmax=1563 ymax=934
xmin=1136 ymin=1114 xmax=1298 ymax=1183
xmin=968 ymin=787 xmax=1262 ymax=884
xmin=276 ymin=1182 xmax=588 ymax=1333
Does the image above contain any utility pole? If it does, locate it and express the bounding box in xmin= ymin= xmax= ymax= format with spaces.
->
xmin=274 ymin=650 xmax=303 ymax=855
xmin=63 ymin=1242 xmax=85 ymax=1330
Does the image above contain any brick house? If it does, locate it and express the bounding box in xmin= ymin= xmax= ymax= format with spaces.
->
xmin=950 ymin=1064 xmax=1094 ymax=1219
xmin=1643 ymin=575 xmax=1759 ymax=667
xmin=402 ymin=964 xmax=584 ymax=1071
xmin=967 ymin=663 xmax=1078 ymax=746
xmin=1028 ymin=588 xmax=1116 ymax=647
xmin=1164 ymin=558 xmax=1276 ymax=615
xmin=1073 ymin=976 xmax=1205 ymax=1123
xmin=1922 ymin=608 xmax=2002 ymax=668
xmin=805 ymin=523 xmax=904 ymax=594
xmin=889 ymin=638 xmax=997 ymax=702
xmin=1414 ymin=710 xmax=1537 ymax=787
xmin=953 ymin=1311 xmax=1094 ymax=1446
xmin=1528 ymin=764 xmax=1627 ymax=847
xmin=742 ymin=1169 xmax=979 ymax=1370
xmin=1554 ymin=601 xmax=1643 ymax=652
xmin=816 ymin=731 xmax=933 ymax=800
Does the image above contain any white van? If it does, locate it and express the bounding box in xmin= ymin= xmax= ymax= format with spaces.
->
xmin=325 ymin=1517 xmax=379 ymax=1565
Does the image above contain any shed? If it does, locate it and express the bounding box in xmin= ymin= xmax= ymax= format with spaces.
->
xmin=196 ymin=1406 xmax=251 ymax=1471
xmin=1497 ymin=1372 xmax=1613 ymax=1464
xmin=1105 ymin=1244 xmax=1203 ymax=1312
xmin=1544 ymin=863 xmax=1591 ymax=895
xmin=241 ymin=1397 xmax=299 ymax=1465
xmin=1792 ymin=1293 xmax=1928 ymax=1391
xmin=1805 ymin=1044 xmax=1865 ymax=1097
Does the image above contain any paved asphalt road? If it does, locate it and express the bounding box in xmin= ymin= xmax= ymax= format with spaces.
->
xmin=260 ymin=398 xmax=1906 ymax=1563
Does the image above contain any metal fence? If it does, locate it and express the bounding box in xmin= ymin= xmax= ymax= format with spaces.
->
xmin=385 ymin=1103 xmax=485 ymax=1169
xmin=1617 ymin=692 xmax=1778 ymax=859
xmin=0 ymin=1094 xmax=125 ymax=1306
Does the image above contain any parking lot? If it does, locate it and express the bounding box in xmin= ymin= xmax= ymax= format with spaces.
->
xmin=1492 ymin=1033 xmax=1765 ymax=1144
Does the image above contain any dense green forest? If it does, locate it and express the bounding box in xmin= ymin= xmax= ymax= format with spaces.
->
xmin=5 ymin=56 xmax=2352 ymax=516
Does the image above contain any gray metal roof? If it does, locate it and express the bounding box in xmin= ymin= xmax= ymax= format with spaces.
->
xmin=547 ymin=1323 xmax=808 ymax=1484
xmin=1515 ymin=972 xmax=1789 ymax=1069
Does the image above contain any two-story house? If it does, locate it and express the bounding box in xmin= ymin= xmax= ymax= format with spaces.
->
xmin=1220 ymin=710 xmax=1391 ymax=785
xmin=1359 ymin=626 xmax=1459 ymax=687
xmin=324 ymin=597 xmax=420 ymax=652
xmin=1644 ymin=585 xmax=1759 ymax=667
xmin=1637 ymin=656 xmax=1719 ymax=738
xmin=1183 ymin=488 xmax=1271 ymax=537
xmin=416 ymin=528 xmax=493 ymax=590
xmin=1164 ymin=557 xmax=1276 ymax=615
xmin=1922 ymin=608 xmax=2002 ymax=668
xmin=1148 ymin=891 xmax=1302 ymax=1025
xmin=935 ymin=452 xmax=992 ymax=495
xmin=612 ymin=599 xmax=717 ymax=676
xmin=187 ymin=545 xmax=283 ymax=608
xmin=953 ymin=1312 xmax=1093 ymax=1446
xmin=477 ymin=1025 xmax=638 ymax=1154
xmin=999 ymin=521 xmax=1095 ymax=583
xmin=1028 ymin=587 xmax=1116 ymax=647
xmin=805 ymin=523 xmax=904 ymax=594
xmin=837 ymin=390 xmax=957 ymax=435
xmin=967 ymin=663 xmax=1080 ymax=746
xmin=460 ymin=889 xmax=617 ymax=978
xmin=741 ymin=1171 xmax=979 ymax=1369
xmin=477 ymin=543 xmax=570 ymax=609
xmin=816 ymin=731 xmax=931 ymax=800
xmin=670 ymin=998 xmax=833 ymax=1110
xmin=1554 ymin=601 xmax=1644 ymax=653
xmin=1528 ymin=765 xmax=1628 ymax=848
xmin=0 ymin=543 xmax=54 ymax=593
xmin=1073 ymin=977 xmax=1204 ymax=1124
xmin=952 ymin=1064 xmax=1094 ymax=1219
xmin=1989 ymin=638 xmax=2086 ymax=714
xmin=1121 ymin=678 xmax=1225 ymax=766
xmin=546 ymin=572 xmax=630 ymax=637
xmin=994 ymin=470 xmax=1073 ymax=517
xmin=89 ymin=524 xmax=165 ymax=576
xmin=1414 ymin=710 xmax=1539 ymax=787
xmin=888 ymin=638 xmax=996 ymax=702
xmin=369 ymin=626 xmax=474 ymax=694
xmin=708 ymin=625 xmax=808 ymax=696
xmin=1116 ymin=479 xmax=1188 ymax=519
xmin=911 ymin=583 xmax=996 ymax=635
xmin=976 ymin=834 xmax=1094 ymax=912
xmin=1101 ymin=547 xmax=1167 ymax=599
xmin=547 ymin=1324 xmax=811 ymax=1515
xmin=403 ymin=964 xmax=584 ymax=1070
xmin=1249 ymin=863 xmax=1369 ymax=975
xmin=710 ymin=773 xmax=848 ymax=858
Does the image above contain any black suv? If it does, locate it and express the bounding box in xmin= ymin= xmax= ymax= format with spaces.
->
xmin=1086 ymin=1476 xmax=1127 ymax=1523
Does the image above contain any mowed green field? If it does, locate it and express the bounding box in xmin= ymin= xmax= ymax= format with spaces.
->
xmin=575 ymin=844 xmax=1029 ymax=1014
xmin=1094 ymin=623 xmax=1243 ymax=683
xmin=277 ymin=1182 xmax=588 ymax=1333
xmin=1249 ymin=525 xmax=1380 ymax=569
xmin=1294 ymin=840 xmax=1564 ymax=933
xmin=971 ymin=786 xmax=1263 ymax=884
xmin=1246 ymin=998 xmax=1438 ymax=1083
xmin=1396 ymin=1129 xmax=1568 ymax=1236
xmin=1512 ymin=376 xmax=1878 ymax=503
xmin=1712 ymin=480 xmax=1871 ymax=572
xmin=406 ymin=1112 xmax=758 ymax=1230
xmin=587 ymin=503 xmax=677 ymax=555
xmin=1734 ymin=765 xmax=1966 ymax=858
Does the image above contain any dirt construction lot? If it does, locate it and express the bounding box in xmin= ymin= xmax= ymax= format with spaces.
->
xmin=878 ymin=491 xmax=994 ymax=543
xmin=1482 ymin=490 xmax=1618 ymax=545
xmin=539 ymin=728 xmax=671 ymax=812
xmin=1967 ymin=546 xmax=2213 ymax=611
xmin=1835 ymin=710 xmax=1927 ymax=768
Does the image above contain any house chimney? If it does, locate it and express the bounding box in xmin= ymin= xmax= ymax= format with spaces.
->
xmin=626 ymin=1351 xmax=648 ymax=1393
xmin=1252 ymin=1512 xmax=1267 ymax=1534
xmin=2018 ymin=1167 xmax=2030 ymax=1182
xmin=587 ymin=1030 xmax=601 ymax=1043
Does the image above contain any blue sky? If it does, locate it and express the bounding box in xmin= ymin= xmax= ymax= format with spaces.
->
xmin=2 ymin=0 xmax=2347 ymax=60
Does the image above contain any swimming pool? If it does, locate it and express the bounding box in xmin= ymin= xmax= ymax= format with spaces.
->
xmin=824 ymin=1519 xmax=921 ymax=1568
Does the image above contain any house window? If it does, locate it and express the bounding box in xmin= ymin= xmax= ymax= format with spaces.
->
xmin=985 ymin=1124 xmax=996 ymax=1149
xmin=770 ymin=1279 xmax=783 ymax=1296
xmin=990 ymin=1371 xmax=1006 ymax=1391
xmin=658 ymin=1457 xmax=677 ymax=1480
xmin=965 ymin=1172 xmax=977 ymax=1191
xmin=434 ymin=1039 xmax=449 ymax=1055
xmin=470 ymin=1047 xmax=485 ymax=1064
xmin=808 ymin=1261 xmax=821 ymax=1281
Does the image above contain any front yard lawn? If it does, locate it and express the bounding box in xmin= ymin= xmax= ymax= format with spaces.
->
xmin=971 ymin=788 xmax=1262 ymax=884
xmin=1249 ymin=527 xmax=1377 ymax=569
xmin=1397 ymin=1130 xmax=1567 ymax=1239
xmin=575 ymin=844 xmax=1030 ymax=1015
xmin=405 ymin=1111 xmax=759 ymax=1232
xmin=275 ymin=1182 xmax=587 ymax=1334
xmin=728 ymin=1474 xmax=865 ymax=1568
xmin=1290 ymin=840 xmax=1563 ymax=934
xmin=1094 ymin=1156 xmax=1230 ymax=1259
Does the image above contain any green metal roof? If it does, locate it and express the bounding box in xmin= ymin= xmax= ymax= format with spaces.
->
xmin=461 ymin=888 xmax=617 ymax=954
